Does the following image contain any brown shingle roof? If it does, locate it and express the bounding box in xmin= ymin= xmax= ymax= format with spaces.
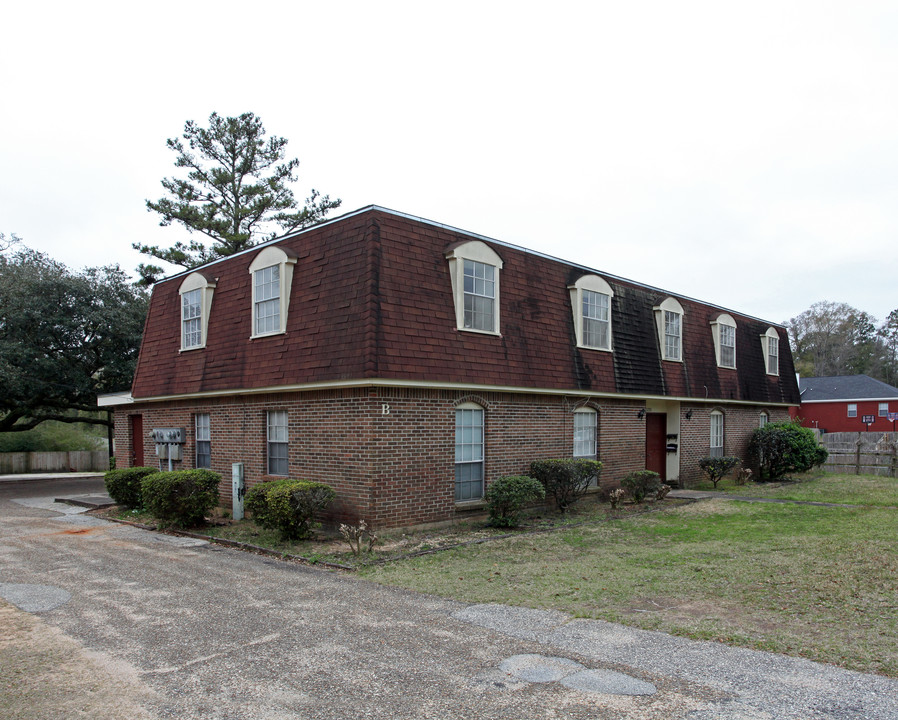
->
xmin=131 ymin=206 xmax=799 ymax=406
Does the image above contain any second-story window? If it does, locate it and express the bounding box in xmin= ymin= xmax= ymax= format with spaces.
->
xmin=654 ymin=297 xmax=685 ymax=362
xmin=248 ymin=246 xmax=297 ymax=339
xmin=254 ymin=264 xmax=280 ymax=335
xmin=463 ymin=259 xmax=495 ymax=332
xmin=583 ymin=291 xmax=610 ymax=349
xmin=178 ymin=272 xmax=216 ymax=351
xmin=569 ymin=274 xmax=614 ymax=351
xmin=763 ymin=327 xmax=780 ymax=375
xmin=182 ymin=289 xmax=202 ymax=349
xmin=711 ymin=313 xmax=737 ymax=369
xmin=445 ymin=240 xmax=503 ymax=336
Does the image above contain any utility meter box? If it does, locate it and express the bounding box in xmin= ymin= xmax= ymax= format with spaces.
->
xmin=232 ymin=463 xmax=246 ymax=521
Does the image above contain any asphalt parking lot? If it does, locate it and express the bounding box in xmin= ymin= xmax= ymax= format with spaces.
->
xmin=1 ymin=476 xmax=896 ymax=719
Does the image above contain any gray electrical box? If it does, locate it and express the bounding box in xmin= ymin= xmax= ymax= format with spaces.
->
xmin=232 ymin=463 xmax=246 ymax=520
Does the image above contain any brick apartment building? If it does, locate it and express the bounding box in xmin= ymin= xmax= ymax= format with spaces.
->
xmin=101 ymin=206 xmax=799 ymax=528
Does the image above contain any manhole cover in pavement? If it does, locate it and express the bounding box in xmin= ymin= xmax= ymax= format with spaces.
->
xmin=499 ymin=654 xmax=656 ymax=696
xmin=0 ymin=583 xmax=71 ymax=612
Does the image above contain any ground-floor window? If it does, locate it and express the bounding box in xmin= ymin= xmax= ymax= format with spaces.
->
xmin=267 ymin=410 xmax=288 ymax=476
xmin=195 ymin=413 xmax=211 ymax=468
xmin=455 ymin=404 xmax=484 ymax=501
xmin=710 ymin=410 xmax=724 ymax=457
xmin=573 ymin=407 xmax=599 ymax=486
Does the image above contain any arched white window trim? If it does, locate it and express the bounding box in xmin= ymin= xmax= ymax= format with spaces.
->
xmin=178 ymin=272 xmax=216 ymax=351
xmin=445 ymin=241 xmax=503 ymax=336
xmin=710 ymin=313 xmax=737 ymax=369
xmin=762 ymin=327 xmax=779 ymax=376
xmin=249 ymin=246 xmax=297 ymax=339
xmin=569 ymin=275 xmax=613 ymax=351
xmin=653 ymin=297 xmax=684 ymax=362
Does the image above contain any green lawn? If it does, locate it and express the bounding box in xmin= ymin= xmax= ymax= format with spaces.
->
xmin=693 ymin=472 xmax=898 ymax=506
xmin=359 ymin=476 xmax=898 ymax=677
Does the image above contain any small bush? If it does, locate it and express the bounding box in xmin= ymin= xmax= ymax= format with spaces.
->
xmin=748 ymin=421 xmax=828 ymax=481
xmin=141 ymin=469 xmax=221 ymax=528
xmin=104 ymin=466 xmax=157 ymax=509
xmin=530 ymin=458 xmax=602 ymax=513
xmin=245 ymin=479 xmax=335 ymax=540
xmin=339 ymin=520 xmax=378 ymax=555
xmin=621 ymin=470 xmax=661 ymax=503
xmin=485 ymin=475 xmax=545 ymax=528
xmin=608 ymin=487 xmax=625 ymax=510
xmin=698 ymin=456 xmax=741 ymax=488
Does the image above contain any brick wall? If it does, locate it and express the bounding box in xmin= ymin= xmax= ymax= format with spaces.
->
xmin=113 ymin=387 xmax=787 ymax=527
xmin=677 ymin=404 xmax=790 ymax=486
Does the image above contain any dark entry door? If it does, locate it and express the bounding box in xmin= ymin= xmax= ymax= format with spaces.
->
xmin=130 ymin=414 xmax=144 ymax=467
xmin=645 ymin=413 xmax=667 ymax=481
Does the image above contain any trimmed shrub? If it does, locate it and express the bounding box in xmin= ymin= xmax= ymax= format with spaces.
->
xmin=530 ymin=458 xmax=603 ymax=513
xmin=104 ymin=466 xmax=157 ymax=509
xmin=245 ymin=479 xmax=335 ymax=540
xmin=621 ymin=470 xmax=661 ymax=503
xmin=748 ymin=421 xmax=828 ymax=481
xmin=698 ymin=456 xmax=740 ymax=488
xmin=485 ymin=475 xmax=545 ymax=528
xmin=141 ymin=469 xmax=221 ymax=528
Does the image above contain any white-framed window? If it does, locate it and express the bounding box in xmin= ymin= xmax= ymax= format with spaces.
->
xmin=195 ymin=413 xmax=211 ymax=469
xmin=249 ymin=246 xmax=297 ymax=338
xmin=762 ymin=327 xmax=779 ymax=375
xmin=445 ymin=241 xmax=503 ymax=336
xmin=654 ymin=297 xmax=684 ymax=362
xmin=711 ymin=314 xmax=736 ymax=369
xmin=573 ymin=407 xmax=599 ymax=487
xmin=569 ymin=275 xmax=613 ymax=351
xmin=847 ymin=404 xmax=857 ymax=418
xmin=178 ymin=272 xmax=216 ymax=351
xmin=759 ymin=411 xmax=769 ymax=428
xmin=267 ymin=410 xmax=288 ymax=476
xmin=455 ymin=403 xmax=484 ymax=502
xmin=710 ymin=410 xmax=724 ymax=457
xmin=463 ymin=260 xmax=496 ymax=332
xmin=254 ymin=265 xmax=280 ymax=335
xmin=879 ymin=402 xmax=889 ymax=417
xmin=573 ymin=408 xmax=597 ymax=459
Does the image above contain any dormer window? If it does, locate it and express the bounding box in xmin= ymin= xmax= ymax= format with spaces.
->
xmin=711 ymin=313 xmax=737 ymax=369
xmin=569 ymin=275 xmax=613 ymax=351
xmin=654 ymin=297 xmax=684 ymax=362
xmin=763 ymin=327 xmax=779 ymax=375
xmin=445 ymin=241 xmax=503 ymax=335
xmin=178 ymin=272 xmax=216 ymax=351
xmin=249 ymin=246 xmax=297 ymax=338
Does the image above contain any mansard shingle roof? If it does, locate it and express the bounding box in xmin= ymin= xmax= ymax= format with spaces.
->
xmin=131 ymin=206 xmax=799 ymax=406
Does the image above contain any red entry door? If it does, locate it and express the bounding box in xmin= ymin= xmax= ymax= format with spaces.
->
xmin=130 ymin=414 xmax=144 ymax=467
xmin=645 ymin=413 xmax=667 ymax=481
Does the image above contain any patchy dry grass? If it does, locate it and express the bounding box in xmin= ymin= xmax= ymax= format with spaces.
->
xmin=359 ymin=497 xmax=898 ymax=677
xmin=702 ymin=472 xmax=898 ymax=506
xmin=97 ymin=474 xmax=898 ymax=676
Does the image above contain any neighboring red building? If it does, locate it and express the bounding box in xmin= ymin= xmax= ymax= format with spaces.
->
xmin=793 ymin=375 xmax=898 ymax=433
xmin=101 ymin=206 xmax=799 ymax=528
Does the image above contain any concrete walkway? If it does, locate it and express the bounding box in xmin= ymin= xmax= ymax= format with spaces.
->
xmin=668 ymin=488 xmax=865 ymax=508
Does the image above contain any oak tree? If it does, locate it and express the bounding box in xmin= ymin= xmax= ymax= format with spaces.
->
xmin=0 ymin=247 xmax=148 ymax=432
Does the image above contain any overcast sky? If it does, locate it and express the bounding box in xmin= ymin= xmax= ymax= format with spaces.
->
xmin=3 ymin=1 xmax=896 ymax=327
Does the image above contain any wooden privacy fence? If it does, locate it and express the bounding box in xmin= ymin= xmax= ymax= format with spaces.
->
xmin=817 ymin=431 xmax=898 ymax=477
xmin=0 ymin=451 xmax=108 ymax=474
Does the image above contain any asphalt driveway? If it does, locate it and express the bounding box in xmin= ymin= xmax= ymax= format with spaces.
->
xmin=1 ymin=477 xmax=896 ymax=719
